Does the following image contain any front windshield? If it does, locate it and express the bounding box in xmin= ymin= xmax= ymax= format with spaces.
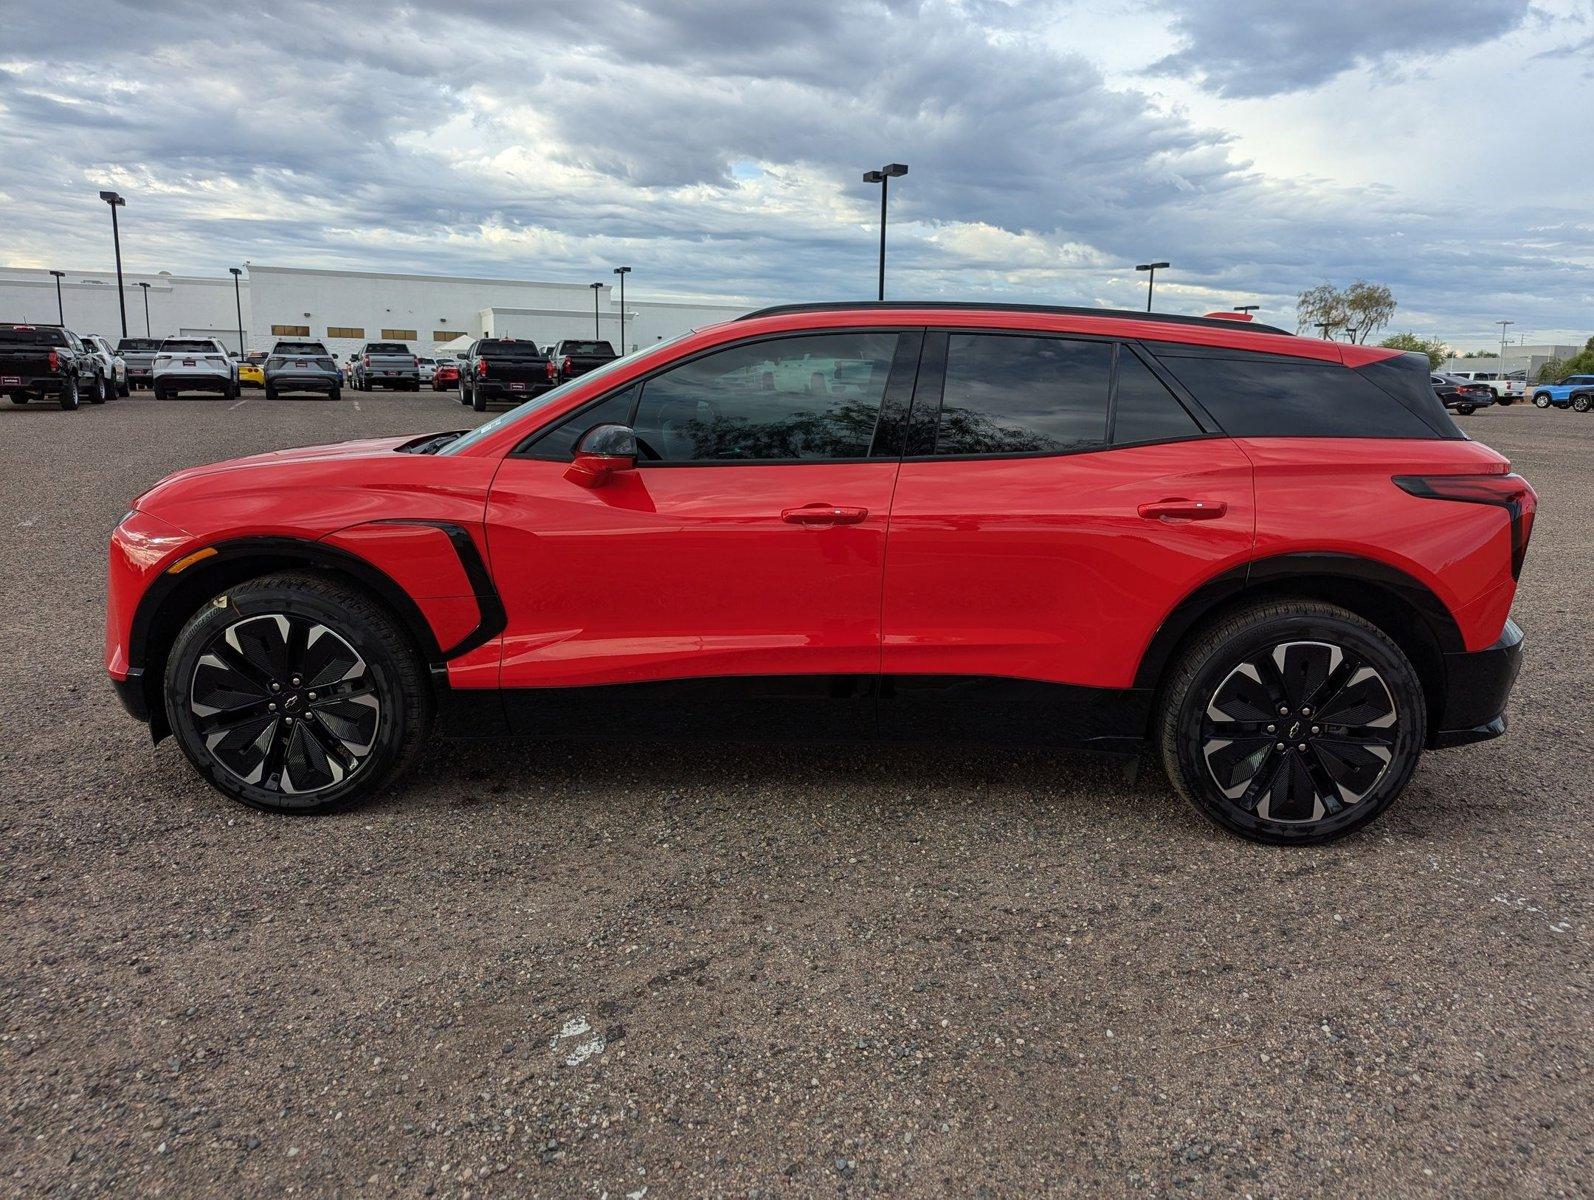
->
xmin=439 ymin=331 xmax=694 ymax=456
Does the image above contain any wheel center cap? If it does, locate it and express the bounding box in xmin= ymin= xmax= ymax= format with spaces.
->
xmin=284 ymin=694 xmax=301 ymax=712
xmin=1286 ymin=720 xmax=1303 ymax=741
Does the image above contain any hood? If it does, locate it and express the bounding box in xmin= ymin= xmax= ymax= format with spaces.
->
xmin=134 ymin=435 xmax=416 ymax=507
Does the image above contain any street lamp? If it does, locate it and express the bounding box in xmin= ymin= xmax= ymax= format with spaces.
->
xmin=1314 ymin=322 xmax=1333 ymax=339
xmin=1234 ymin=304 xmax=1260 ymax=317
xmin=1134 ymin=261 xmax=1170 ymax=312
xmin=1496 ymin=319 xmax=1514 ymax=367
xmin=862 ymin=163 xmax=908 ymax=302
xmin=48 ymin=270 xmax=65 ymax=324
xmin=613 ymin=266 xmax=631 ymax=354
xmin=138 ymin=282 xmax=151 ymax=336
xmin=590 ymin=282 xmax=603 ymax=340
xmin=229 ymin=267 xmax=245 ymax=355
xmin=98 ymin=190 xmax=128 ymax=338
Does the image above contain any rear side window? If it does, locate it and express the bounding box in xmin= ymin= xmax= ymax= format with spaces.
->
xmin=630 ymin=332 xmax=897 ymax=462
xmin=933 ymin=334 xmax=1110 ymax=455
xmin=1154 ymin=351 xmax=1449 ymax=439
xmin=1112 ymin=352 xmax=1202 ymax=444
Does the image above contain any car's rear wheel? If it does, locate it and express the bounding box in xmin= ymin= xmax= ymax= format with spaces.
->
xmin=1456 ymin=403 xmax=1475 ymax=415
xmin=1572 ymin=393 xmax=1592 ymax=413
xmin=1158 ymin=599 xmax=1426 ymax=844
xmin=329 ymin=386 xmax=342 ymax=401
xmin=471 ymin=384 xmax=487 ymax=412
xmin=9 ymin=395 xmax=27 ymax=405
xmin=163 ymin=573 xmax=431 ymax=813
xmin=59 ymin=376 xmax=80 ymax=411
xmin=88 ymin=374 xmax=108 ymax=404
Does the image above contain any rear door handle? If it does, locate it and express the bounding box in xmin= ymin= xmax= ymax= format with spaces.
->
xmin=1138 ymin=498 xmax=1228 ymax=521
xmin=782 ymin=503 xmax=869 ymax=526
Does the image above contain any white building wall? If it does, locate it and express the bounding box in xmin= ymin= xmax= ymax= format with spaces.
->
xmin=0 ymin=267 xmax=244 ymax=350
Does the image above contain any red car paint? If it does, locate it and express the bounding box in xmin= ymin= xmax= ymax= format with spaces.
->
xmin=108 ymin=304 xmax=1534 ymax=750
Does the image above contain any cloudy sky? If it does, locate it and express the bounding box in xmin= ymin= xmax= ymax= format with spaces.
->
xmin=2 ymin=0 xmax=1590 ymax=348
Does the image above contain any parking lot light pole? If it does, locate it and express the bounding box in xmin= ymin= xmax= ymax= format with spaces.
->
xmin=1314 ymin=321 xmax=1333 ymax=339
xmin=1135 ymin=262 xmax=1169 ymax=311
xmin=138 ymin=282 xmax=151 ymax=336
xmin=229 ymin=268 xmax=245 ymax=355
xmin=613 ymin=267 xmax=631 ymax=353
xmin=1496 ymin=319 xmax=1514 ymax=367
xmin=590 ymin=282 xmax=602 ymax=340
xmin=862 ymin=163 xmax=908 ymax=302
xmin=1234 ymin=304 xmax=1259 ymax=317
xmin=98 ymin=191 xmax=128 ymax=338
xmin=49 ymin=270 xmax=65 ymax=324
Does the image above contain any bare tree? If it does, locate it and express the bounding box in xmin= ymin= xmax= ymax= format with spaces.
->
xmin=1296 ymin=280 xmax=1397 ymax=343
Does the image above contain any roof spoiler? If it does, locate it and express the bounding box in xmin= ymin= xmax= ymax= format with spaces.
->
xmin=1202 ymin=311 xmax=1253 ymax=322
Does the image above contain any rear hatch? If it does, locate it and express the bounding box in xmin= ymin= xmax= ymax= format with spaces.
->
xmin=267 ymin=353 xmax=338 ymax=376
xmin=156 ymin=340 xmax=231 ymax=375
xmin=477 ymin=339 xmax=549 ymax=393
xmin=0 ymin=325 xmax=69 ymax=383
xmin=116 ymin=337 xmax=161 ymax=375
xmin=557 ymin=340 xmax=616 ymax=378
xmin=363 ymin=343 xmax=418 ymax=377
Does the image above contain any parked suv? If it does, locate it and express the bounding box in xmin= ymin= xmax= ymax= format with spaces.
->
xmin=107 ymin=302 xmax=1534 ymax=844
xmin=264 ymin=347 xmax=342 ymax=400
xmin=152 ymin=337 xmax=239 ymax=399
xmin=1529 ymin=375 xmax=1594 ymax=412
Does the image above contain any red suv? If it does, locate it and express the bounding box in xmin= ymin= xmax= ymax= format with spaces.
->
xmin=107 ymin=303 xmax=1534 ymax=843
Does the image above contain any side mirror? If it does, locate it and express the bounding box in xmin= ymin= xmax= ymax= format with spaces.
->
xmin=565 ymin=423 xmax=638 ymax=488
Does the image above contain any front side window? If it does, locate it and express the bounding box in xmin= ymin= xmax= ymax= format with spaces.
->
xmin=629 ymin=332 xmax=898 ymax=462
xmin=932 ymin=334 xmax=1111 ymax=456
xmin=524 ymin=386 xmax=640 ymax=460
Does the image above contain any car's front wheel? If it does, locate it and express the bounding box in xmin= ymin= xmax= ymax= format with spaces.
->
xmin=163 ymin=574 xmax=431 ymax=813
xmin=1158 ymin=599 xmax=1426 ymax=844
xmin=1533 ymin=392 xmax=1551 ymax=408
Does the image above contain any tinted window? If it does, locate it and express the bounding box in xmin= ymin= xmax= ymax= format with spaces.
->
xmin=0 ymin=327 xmax=69 ymax=346
xmin=1157 ymin=352 xmax=1446 ymax=439
xmin=479 ymin=340 xmax=546 ymax=359
xmin=560 ymin=341 xmax=614 ymax=356
xmin=933 ymin=334 xmax=1110 ymax=456
xmin=161 ymin=339 xmax=219 ymax=353
xmin=524 ymin=386 xmax=639 ymax=460
xmin=1112 ymin=351 xmax=1201 ymax=444
xmin=117 ymin=338 xmax=160 ymax=351
xmin=631 ymin=333 xmax=896 ymax=462
xmin=366 ymin=343 xmax=409 ymax=354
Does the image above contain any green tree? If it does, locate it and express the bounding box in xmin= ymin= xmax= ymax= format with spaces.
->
xmin=1295 ymin=280 xmax=1396 ymax=342
xmin=1379 ymin=332 xmax=1450 ymax=370
xmin=1342 ymin=281 xmax=1396 ymax=343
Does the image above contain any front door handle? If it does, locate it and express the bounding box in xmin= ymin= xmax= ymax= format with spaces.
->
xmin=1138 ymin=498 xmax=1228 ymax=521
xmin=782 ymin=503 xmax=869 ymax=526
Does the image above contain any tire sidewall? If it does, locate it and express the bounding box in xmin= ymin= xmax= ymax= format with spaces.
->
xmin=1169 ymin=611 xmax=1427 ymax=844
xmin=163 ymin=583 xmax=415 ymax=813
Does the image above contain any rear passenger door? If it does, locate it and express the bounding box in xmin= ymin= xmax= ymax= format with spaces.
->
xmin=880 ymin=332 xmax=1255 ymax=732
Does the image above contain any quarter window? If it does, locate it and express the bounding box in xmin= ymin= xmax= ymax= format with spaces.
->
xmin=1112 ymin=351 xmax=1202 ymax=444
xmin=630 ymin=333 xmax=897 ymax=462
xmin=932 ymin=334 xmax=1110 ymax=456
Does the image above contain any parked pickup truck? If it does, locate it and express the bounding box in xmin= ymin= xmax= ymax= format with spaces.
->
xmin=352 ymin=342 xmax=420 ymax=391
xmin=549 ymin=339 xmax=618 ymax=384
xmin=116 ymin=336 xmax=162 ymax=390
xmin=1449 ymin=370 xmax=1524 ymax=404
xmin=1529 ymin=374 xmax=1594 ymax=412
xmin=459 ymin=337 xmax=556 ymax=412
xmin=0 ymin=323 xmax=110 ymax=409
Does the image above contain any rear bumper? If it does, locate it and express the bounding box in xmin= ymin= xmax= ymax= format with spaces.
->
xmin=267 ymin=373 xmax=339 ymax=393
xmin=156 ymin=373 xmax=232 ymax=391
xmin=1431 ymin=619 xmax=1523 ymax=748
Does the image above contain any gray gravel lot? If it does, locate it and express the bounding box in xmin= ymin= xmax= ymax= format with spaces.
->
xmin=1 ymin=391 xmax=1589 ymax=1198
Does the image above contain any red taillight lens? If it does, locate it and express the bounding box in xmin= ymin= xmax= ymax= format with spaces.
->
xmin=562 ymin=355 xmax=573 ymax=375
xmin=362 ymin=355 xmax=371 ymax=366
xmin=48 ymin=349 xmax=59 ymax=371
xmin=546 ymin=358 xmax=556 ymax=381
xmin=1394 ymin=473 xmax=1537 ymax=580
xmin=475 ymin=358 xmax=487 ymax=377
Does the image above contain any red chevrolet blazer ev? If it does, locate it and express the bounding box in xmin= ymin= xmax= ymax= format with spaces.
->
xmin=107 ymin=303 xmax=1534 ymax=843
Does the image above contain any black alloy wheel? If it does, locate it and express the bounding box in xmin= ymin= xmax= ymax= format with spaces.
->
xmin=1160 ymin=600 xmax=1425 ymax=844
xmin=164 ymin=574 xmax=430 ymax=812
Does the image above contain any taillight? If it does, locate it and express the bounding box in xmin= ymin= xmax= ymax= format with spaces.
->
xmin=476 ymin=358 xmax=487 ymax=377
xmin=362 ymin=355 xmax=371 ymax=366
xmin=48 ymin=349 xmax=59 ymax=372
xmin=546 ymin=358 xmax=556 ymax=382
xmin=562 ymin=355 xmax=573 ymax=375
xmin=1394 ymin=473 xmax=1537 ymax=580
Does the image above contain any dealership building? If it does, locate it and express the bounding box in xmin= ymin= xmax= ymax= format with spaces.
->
xmin=0 ymin=264 xmax=752 ymax=358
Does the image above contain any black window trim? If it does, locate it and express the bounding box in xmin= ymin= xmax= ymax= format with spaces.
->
xmin=510 ymin=326 xmax=924 ymax=465
xmin=899 ymin=328 xmax=1223 ymax=464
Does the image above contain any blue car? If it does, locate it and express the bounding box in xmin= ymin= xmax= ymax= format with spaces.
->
xmin=1529 ymin=374 xmax=1594 ymax=412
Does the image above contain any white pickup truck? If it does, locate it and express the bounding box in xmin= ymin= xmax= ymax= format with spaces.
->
xmin=1447 ymin=369 xmax=1523 ymax=405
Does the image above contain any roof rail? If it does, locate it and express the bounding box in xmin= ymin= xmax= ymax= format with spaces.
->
xmin=735 ymin=301 xmax=1292 ymax=336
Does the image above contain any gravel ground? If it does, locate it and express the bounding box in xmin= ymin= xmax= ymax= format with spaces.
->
xmin=1 ymin=391 xmax=1589 ymax=1199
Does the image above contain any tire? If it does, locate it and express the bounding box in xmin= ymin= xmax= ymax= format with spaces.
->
xmin=59 ymin=375 xmax=80 ymax=411
xmin=1572 ymin=394 xmax=1592 ymax=414
xmin=1157 ymin=598 xmax=1426 ymax=845
xmin=264 ymin=385 xmax=278 ymax=401
xmin=162 ymin=573 xmax=432 ymax=814
xmin=1533 ymin=392 xmax=1551 ymax=409
xmin=329 ymin=387 xmax=341 ymax=402
xmin=88 ymin=374 xmax=108 ymax=404
xmin=459 ymin=381 xmax=470 ymax=406
xmin=471 ymin=384 xmax=487 ymax=412
xmin=1456 ymin=404 xmax=1475 ymax=416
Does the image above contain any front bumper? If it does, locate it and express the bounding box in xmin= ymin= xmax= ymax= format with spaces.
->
xmin=1431 ymin=619 xmax=1523 ymax=748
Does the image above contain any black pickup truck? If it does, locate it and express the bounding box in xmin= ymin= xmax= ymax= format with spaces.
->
xmin=1 ymin=324 xmax=110 ymax=410
xmin=549 ymin=339 xmax=618 ymax=383
xmin=458 ymin=337 xmax=557 ymax=412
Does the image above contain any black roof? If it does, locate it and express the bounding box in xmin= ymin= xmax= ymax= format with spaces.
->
xmin=736 ymin=301 xmax=1291 ymax=336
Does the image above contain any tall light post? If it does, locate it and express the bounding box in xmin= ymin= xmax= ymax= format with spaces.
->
xmin=862 ymin=163 xmax=908 ymax=302
xmin=590 ymin=282 xmax=603 ymax=340
xmin=1135 ymin=261 xmax=1170 ymax=312
xmin=138 ymin=282 xmax=151 ymax=336
xmin=1496 ymin=319 xmax=1514 ymax=368
xmin=229 ymin=267 xmax=245 ymax=355
xmin=1314 ymin=321 xmax=1333 ymax=339
xmin=1234 ymin=304 xmax=1260 ymax=317
xmin=613 ymin=266 xmax=631 ymax=353
xmin=49 ymin=270 xmax=65 ymax=324
xmin=98 ymin=190 xmax=128 ymax=338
